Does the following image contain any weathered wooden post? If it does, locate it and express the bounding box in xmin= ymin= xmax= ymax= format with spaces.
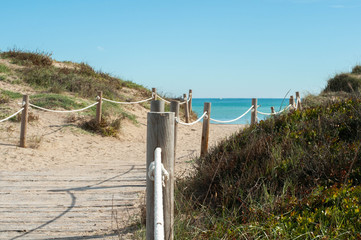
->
xmin=20 ymin=95 xmax=29 ymax=148
xmin=96 ymin=91 xmax=103 ymax=124
xmin=170 ymin=101 xmax=179 ymax=160
xmin=146 ymin=101 xmax=175 ymax=240
xmin=152 ymin=88 xmax=157 ymax=100
xmin=188 ymin=89 xmax=193 ymax=114
xmin=289 ymin=95 xmax=295 ymax=110
xmin=183 ymin=94 xmax=190 ymax=123
xmin=271 ymin=106 xmax=275 ymax=114
xmin=251 ymin=98 xmax=258 ymax=125
xmin=201 ymin=102 xmax=211 ymax=157
xmin=296 ymin=91 xmax=302 ymax=110
xmin=151 ymin=100 xmax=165 ymax=112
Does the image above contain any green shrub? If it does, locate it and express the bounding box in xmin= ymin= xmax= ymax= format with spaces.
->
xmin=1 ymin=48 xmax=52 ymax=66
xmin=324 ymin=73 xmax=361 ymax=93
xmin=352 ymin=65 xmax=361 ymax=74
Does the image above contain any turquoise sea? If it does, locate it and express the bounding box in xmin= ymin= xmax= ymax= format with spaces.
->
xmin=191 ymin=98 xmax=289 ymax=124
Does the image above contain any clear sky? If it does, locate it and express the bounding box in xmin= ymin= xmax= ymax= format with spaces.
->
xmin=1 ymin=0 xmax=361 ymax=98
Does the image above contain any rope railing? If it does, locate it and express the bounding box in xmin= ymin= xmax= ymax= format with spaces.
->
xmin=176 ymin=111 xmax=208 ymax=126
xmin=156 ymin=95 xmax=172 ymax=104
xmin=257 ymin=104 xmax=292 ymax=116
xmin=0 ymin=108 xmax=24 ymax=123
xmin=210 ymin=106 xmax=254 ymax=123
xmin=102 ymin=97 xmax=153 ymax=105
xmin=29 ymin=102 xmax=98 ymax=113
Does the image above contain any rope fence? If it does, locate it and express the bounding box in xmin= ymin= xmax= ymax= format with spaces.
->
xmin=102 ymin=97 xmax=153 ymax=105
xmin=176 ymin=111 xmax=208 ymax=126
xmin=29 ymin=102 xmax=98 ymax=113
xmin=210 ymin=106 xmax=254 ymax=123
xmin=0 ymin=108 xmax=24 ymax=123
xmin=257 ymin=104 xmax=292 ymax=116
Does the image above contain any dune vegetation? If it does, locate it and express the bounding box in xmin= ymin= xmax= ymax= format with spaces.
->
xmin=0 ymin=48 xmax=154 ymax=137
xmin=163 ymin=66 xmax=361 ymax=239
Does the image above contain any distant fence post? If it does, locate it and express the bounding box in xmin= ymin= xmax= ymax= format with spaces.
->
xmin=20 ymin=95 xmax=29 ymax=148
xmin=152 ymin=88 xmax=157 ymax=100
xmin=201 ymin=102 xmax=211 ymax=157
xmin=96 ymin=91 xmax=103 ymax=124
xmin=183 ymin=94 xmax=190 ymax=123
xmin=170 ymin=101 xmax=179 ymax=160
xmin=251 ymin=98 xmax=257 ymax=125
xmin=188 ymin=89 xmax=193 ymax=114
xmin=146 ymin=110 xmax=175 ymax=240
xmin=151 ymin=100 xmax=165 ymax=112
xmin=289 ymin=95 xmax=295 ymax=110
xmin=296 ymin=92 xmax=302 ymax=110
xmin=271 ymin=106 xmax=275 ymax=115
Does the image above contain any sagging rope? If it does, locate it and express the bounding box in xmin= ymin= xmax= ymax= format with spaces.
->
xmin=0 ymin=108 xmax=24 ymax=123
xmin=209 ymin=106 xmax=254 ymax=123
xmin=257 ymin=104 xmax=292 ymax=116
xmin=156 ymin=95 xmax=171 ymax=104
xmin=29 ymin=102 xmax=98 ymax=113
xmin=157 ymin=95 xmax=189 ymax=105
xmin=102 ymin=97 xmax=153 ymax=105
xmin=176 ymin=111 xmax=208 ymax=126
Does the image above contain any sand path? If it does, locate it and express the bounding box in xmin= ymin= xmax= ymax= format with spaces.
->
xmin=0 ymin=103 xmax=244 ymax=239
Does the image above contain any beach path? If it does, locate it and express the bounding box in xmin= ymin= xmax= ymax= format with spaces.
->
xmin=0 ymin=105 xmax=243 ymax=239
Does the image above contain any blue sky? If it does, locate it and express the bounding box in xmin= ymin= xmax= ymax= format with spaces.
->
xmin=1 ymin=0 xmax=361 ymax=98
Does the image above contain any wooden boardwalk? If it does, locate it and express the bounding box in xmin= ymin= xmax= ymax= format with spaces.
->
xmin=0 ymin=163 xmax=146 ymax=239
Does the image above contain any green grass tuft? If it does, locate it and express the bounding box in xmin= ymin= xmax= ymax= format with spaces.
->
xmin=0 ymin=64 xmax=10 ymax=73
xmin=1 ymin=89 xmax=23 ymax=99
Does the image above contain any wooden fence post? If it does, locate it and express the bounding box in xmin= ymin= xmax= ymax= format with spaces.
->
xmin=20 ymin=95 xmax=29 ymax=148
xmin=271 ymin=106 xmax=275 ymax=114
xmin=201 ymin=102 xmax=211 ymax=157
xmin=151 ymin=100 xmax=165 ymax=112
xmin=289 ymin=95 xmax=295 ymax=110
xmin=152 ymin=88 xmax=157 ymax=100
xmin=188 ymin=89 xmax=193 ymax=114
xmin=183 ymin=94 xmax=190 ymax=123
xmin=146 ymin=111 xmax=175 ymax=240
xmin=170 ymin=101 xmax=179 ymax=160
xmin=296 ymin=91 xmax=302 ymax=110
xmin=251 ymin=98 xmax=257 ymax=125
xmin=96 ymin=91 xmax=103 ymax=124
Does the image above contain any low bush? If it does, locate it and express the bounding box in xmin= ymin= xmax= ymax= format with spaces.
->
xmin=352 ymin=65 xmax=361 ymax=74
xmin=0 ymin=48 xmax=52 ymax=66
xmin=324 ymin=73 xmax=361 ymax=93
xmin=80 ymin=117 xmax=122 ymax=137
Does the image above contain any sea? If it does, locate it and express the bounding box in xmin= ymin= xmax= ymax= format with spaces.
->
xmin=191 ymin=98 xmax=289 ymax=125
